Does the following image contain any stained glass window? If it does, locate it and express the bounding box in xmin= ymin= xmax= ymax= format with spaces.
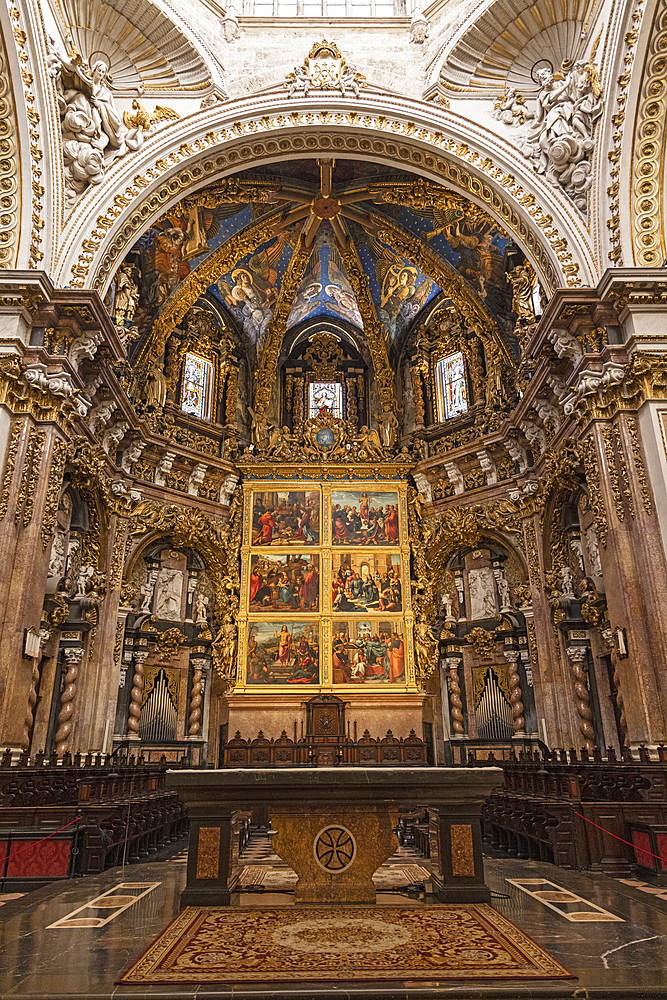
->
xmin=435 ymin=352 xmax=468 ymax=421
xmin=308 ymin=381 xmax=343 ymax=419
xmin=181 ymin=353 xmax=212 ymax=420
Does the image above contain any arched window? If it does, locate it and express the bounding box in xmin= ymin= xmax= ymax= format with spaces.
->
xmin=435 ymin=352 xmax=468 ymax=421
xmin=252 ymin=0 xmax=399 ymax=13
xmin=308 ymin=381 xmax=343 ymax=419
xmin=181 ymin=353 xmax=213 ymax=420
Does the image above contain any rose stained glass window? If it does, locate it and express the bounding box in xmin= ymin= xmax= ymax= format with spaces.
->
xmin=308 ymin=381 xmax=343 ymax=419
xmin=181 ymin=353 xmax=212 ymax=420
xmin=435 ymin=352 xmax=468 ymax=421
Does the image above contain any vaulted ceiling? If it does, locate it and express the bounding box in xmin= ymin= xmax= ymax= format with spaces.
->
xmin=121 ymin=158 xmax=519 ymax=370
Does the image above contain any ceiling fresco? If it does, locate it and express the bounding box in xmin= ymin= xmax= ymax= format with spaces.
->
xmin=118 ymin=159 xmax=520 ymax=369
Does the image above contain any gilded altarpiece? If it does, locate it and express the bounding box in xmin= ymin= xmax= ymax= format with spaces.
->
xmin=235 ymin=481 xmax=416 ymax=695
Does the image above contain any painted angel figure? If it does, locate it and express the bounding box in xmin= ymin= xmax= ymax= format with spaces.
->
xmin=366 ymin=237 xmax=434 ymax=343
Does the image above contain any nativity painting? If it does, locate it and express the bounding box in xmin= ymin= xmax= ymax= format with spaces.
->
xmin=332 ymin=551 xmax=402 ymax=613
xmin=252 ymin=490 xmax=320 ymax=546
xmin=246 ymin=621 xmax=319 ymax=685
xmin=248 ymin=553 xmax=320 ymax=613
xmin=332 ymin=621 xmax=405 ymax=685
xmin=331 ymin=490 xmax=400 ymax=546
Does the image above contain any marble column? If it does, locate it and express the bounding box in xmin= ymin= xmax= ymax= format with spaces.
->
xmin=127 ymin=651 xmax=149 ymax=741
xmin=566 ymin=645 xmax=596 ymax=752
xmin=503 ymin=649 xmax=525 ymax=735
xmin=55 ymin=647 xmax=84 ymax=756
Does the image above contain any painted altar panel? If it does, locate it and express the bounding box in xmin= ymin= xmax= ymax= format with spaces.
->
xmin=331 ymin=489 xmax=400 ymax=546
xmin=251 ymin=490 xmax=320 ymax=545
xmin=332 ymin=620 xmax=406 ymax=685
xmin=248 ymin=553 xmax=320 ymax=613
xmin=332 ymin=551 xmax=403 ymax=613
xmin=246 ymin=620 xmax=320 ymax=685
xmin=237 ymin=479 xmax=414 ymax=691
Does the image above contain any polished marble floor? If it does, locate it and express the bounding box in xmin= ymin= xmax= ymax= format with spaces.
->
xmin=0 ymin=838 xmax=666 ymax=999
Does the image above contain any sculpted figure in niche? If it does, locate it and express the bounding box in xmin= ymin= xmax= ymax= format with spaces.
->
xmin=376 ymin=409 xmax=399 ymax=450
xmin=155 ymin=569 xmax=184 ymax=621
xmin=497 ymin=575 xmax=512 ymax=610
xmin=139 ymin=579 xmax=154 ymax=614
xmin=468 ymin=567 xmax=497 ymax=620
xmin=114 ymin=264 xmax=140 ymax=326
xmin=586 ymin=526 xmax=603 ymax=576
xmin=194 ymin=592 xmax=209 ymax=624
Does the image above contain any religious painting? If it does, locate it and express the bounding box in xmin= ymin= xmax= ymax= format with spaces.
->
xmin=213 ymin=231 xmax=299 ymax=352
xmin=286 ymin=244 xmax=363 ymax=331
xmin=332 ymin=551 xmax=402 ymax=613
xmin=248 ymin=553 xmax=320 ymax=613
xmin=331 ymin=621 xmax=405 ymax=685
xmin=246 ymin=621 xmax=319 ymax=685
xmin=331 ymin=490 xmax=399 ymax=546
xmin=251 ymin=490 xmax=320 ymax=546
xmin=357 ymin=237 xmax=438 ymax=353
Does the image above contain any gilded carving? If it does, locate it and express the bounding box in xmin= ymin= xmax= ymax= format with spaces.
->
xmin=602 ymin=427 xmax=624 ymax=522
xmin=613 ymin=424 xmax=634 ymax=519
xmin=467 ymin=627 xmax=497 ymax=657
xmin=580 ymin=437 xmax=607 ymax=546
xmin=41 ymin=439 xmax=68 ymax=549
xmin=631 ymin=0 xmax=667 ymax=266
xmin=627 ymin=416 xmax=653 ymax=515
xmin=0 ymin=418 xmax=24 ymax=520
xmin=524 ymin=521 xmax=541 ymax=590
xmin=7 ymin=5 xmax=44 ymax=267
xmin=0 ymin=38 xmax=19 ymax=268
xmin=156 ymin=627 xmax=186 ymax=660
xmin=18 ymin=428 xmax=45 ymax=527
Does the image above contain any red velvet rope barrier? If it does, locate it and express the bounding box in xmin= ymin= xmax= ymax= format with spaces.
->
xmin=0 ymin=817 xmax=80 ymax=868
xmin=574 ymin=811 xmax=667 ymax=866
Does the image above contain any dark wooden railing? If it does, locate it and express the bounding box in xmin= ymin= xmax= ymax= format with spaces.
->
xmin=220 ymin=728 xmax=429 ymax=767
xmin=0 ymin=751 xmax=188 ymax=888
xmin=475 ymin=744 xmax=667 ymax=878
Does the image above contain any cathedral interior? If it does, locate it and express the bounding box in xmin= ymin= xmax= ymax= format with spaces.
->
xmin=0 ymin=0 xmax=667 ymax=995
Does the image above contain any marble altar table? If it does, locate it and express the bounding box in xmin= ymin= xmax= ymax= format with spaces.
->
xmin=167 ymin=766 xmax=502 ymax=906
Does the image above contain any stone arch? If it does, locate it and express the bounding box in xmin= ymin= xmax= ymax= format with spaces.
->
xmin=53 ymin=93 xmax=597 ymax=294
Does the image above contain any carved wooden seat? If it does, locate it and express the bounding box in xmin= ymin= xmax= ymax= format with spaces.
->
xmin=357 ymin=730 xmax=379 ymax=765
xmin=249 ymin=731 xmax=271 ymax=766
xmin=273 ymin=731 xmax=295 ymax=766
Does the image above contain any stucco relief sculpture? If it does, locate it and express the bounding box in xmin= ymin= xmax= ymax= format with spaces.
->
xmin=468 ymin=567 xmax=497 ymax=620
xmin=47 ymin=47 xmax=144 ymax=209
xmin=285 ymin=41 xmax=366 ymax=99
xmin=520 ymin=62 xmax=603 ymax=212
xmin=491 ymin=55 xmax=602 ymax=212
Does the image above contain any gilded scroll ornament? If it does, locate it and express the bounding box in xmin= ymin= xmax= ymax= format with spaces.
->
xmin=627 ymin=416 xmax=653 ymax=515
xmin=0 ymin=418 xmax=24 ymax=520
xmin=0 ymin=40 xmax=19 ymax=269
xmin=18 ymin=428 xmax=45 ymax=527
xmin=631 ymin=0 xmax=667 ymax=266
xmin=602 ymin=427 xmax=624 ymax=522
xmin=580 ymin=437 xmax=607 ymax=546
xmin=156 ymin=627 xmax=185 ymax=660
xmin=41 ymin=439 xmax=68 ymax=549
xmin=467 ymin=627 xmax=497 ymax=658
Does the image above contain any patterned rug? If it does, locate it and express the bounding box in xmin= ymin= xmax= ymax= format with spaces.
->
xmin=118 ymin=905 xmax=575 ymax=984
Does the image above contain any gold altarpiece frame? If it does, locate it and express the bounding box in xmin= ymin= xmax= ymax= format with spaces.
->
xmin=234 ymin=479 xmax=417 ymax=695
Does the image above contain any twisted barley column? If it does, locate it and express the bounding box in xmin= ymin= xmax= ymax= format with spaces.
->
xmin=55 ymin=647 xmax=84 ymax=756
xmin=504 ymin=650 xmax=525 ymax=734
xmin=566 ymin=646 xmax=596 ymax=751
xmin=127 ymin=651 xmax=149 ymax=738
xmin=613 ymin=660 xmax=628 ymax=745
xmin=22 ymin=658 xmax=41 ymax=747
xmin=445 ymin=657 xmax=465 ymax=735
xmin=188 ymin=658 xmax=206 ymax=737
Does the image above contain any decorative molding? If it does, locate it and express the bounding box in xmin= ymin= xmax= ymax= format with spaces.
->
xmin=0 ymin=36 xmax=19 ymax=269
xmin=62 ymin=110 xmax=583 ymax=294
xmin=7 ymin=4 xmax=44 ymax=268
xmin=631 ymin=0 xmax=667 ymax=266
xmin=607 ymin=0 xmax=647 ymax=264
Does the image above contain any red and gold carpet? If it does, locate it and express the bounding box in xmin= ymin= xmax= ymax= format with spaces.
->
xmin=118 ymin=904 xmax=575 ymax=984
